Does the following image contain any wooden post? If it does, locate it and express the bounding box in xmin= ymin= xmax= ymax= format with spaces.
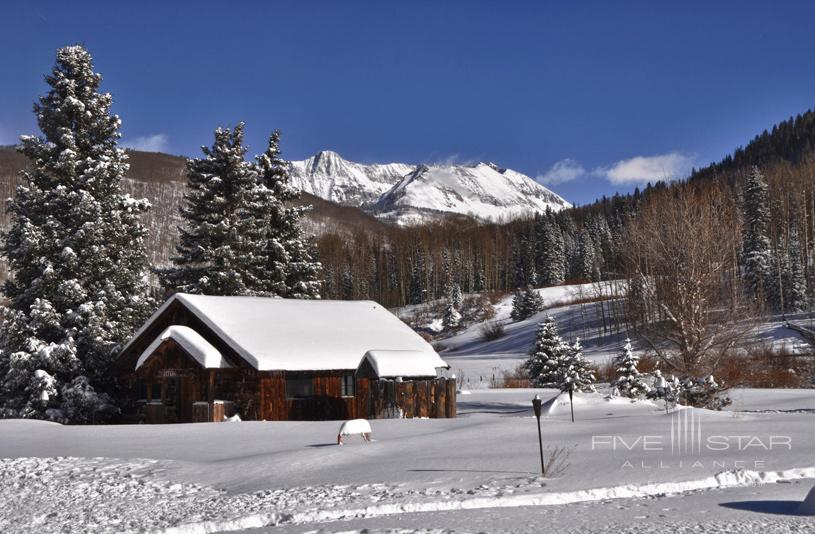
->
xmin=208 ymin=370 xmax=215 ymax=404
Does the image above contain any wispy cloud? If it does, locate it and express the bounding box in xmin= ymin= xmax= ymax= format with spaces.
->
xmin=594 ymin=152 xmax=695 ymax=185
xmin=537 ymin=158 xmax=586 ymax=185
xmin=122 ymin=133 xmax=169 ymax=153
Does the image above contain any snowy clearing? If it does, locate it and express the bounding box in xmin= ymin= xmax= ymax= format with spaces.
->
xmin=2 ymin=388 xmax=815 ymax=532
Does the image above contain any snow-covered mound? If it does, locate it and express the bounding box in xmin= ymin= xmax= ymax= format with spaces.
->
xmin=287 ymin=151 xmax=570 ymax=224
xmin=288 ymin=150 xmax=413 ymax=207
xmin=375 ymin=162 xmax=570 ymax=224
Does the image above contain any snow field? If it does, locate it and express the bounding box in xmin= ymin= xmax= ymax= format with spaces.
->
xmin=2 ymin=389 xmax=815 ymax=532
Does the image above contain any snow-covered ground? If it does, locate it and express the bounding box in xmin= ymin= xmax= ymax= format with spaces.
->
xmin=3 ymin=282 xmax=814 ymax=533
xmin=2 ymin=388 xmax=814 ymax=533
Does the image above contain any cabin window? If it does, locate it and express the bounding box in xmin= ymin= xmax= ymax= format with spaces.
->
xmin=285 ymin=377 xmax=313 ymax=399
xmin=341 ymin=373 xmax=355 ymax=397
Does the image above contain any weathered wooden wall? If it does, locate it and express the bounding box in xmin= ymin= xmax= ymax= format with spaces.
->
xmin=258 ymin=374 xmax=456 ymax=421
xmin=365 ymin=378 xmax=456 ymax=419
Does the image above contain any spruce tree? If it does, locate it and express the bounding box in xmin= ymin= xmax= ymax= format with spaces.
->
xmin=560 ymin=338 xmax=596 ymax=393
xmin=612 ymin=339 xmax=650 ymax=398
xmin=742 ymin=166 xmax=772 ymax=301
xmin=510 ymin=286 xmax=544 ymax=321
xmin=450 ymin=283 xmax=463 ymax=309
xmin=160 ymin=123 xmax=258 ymax=295
xmin=0 ymin=46 xmax=153 ymax=421
xmin=536 ymin=214 xmax=565 ymax=286
xmin=442 ymin=301 xmax=462 ymax=330
xmin=786 ymin=227 xmax=808 ymax=312
xmin=524 ymin=316 xmax=570 ymax=387
xmin=252 ymin=131 xmax=321 ymax=298
xmin=577 ymin=229 xmax=599 ymax=282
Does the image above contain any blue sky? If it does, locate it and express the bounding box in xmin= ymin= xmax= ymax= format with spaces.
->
xmin=2 ymin=1 xmax=814 ymax=205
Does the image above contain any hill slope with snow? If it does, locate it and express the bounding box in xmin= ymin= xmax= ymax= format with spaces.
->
xmin=288 ymin=151 xmax=571 ymax=225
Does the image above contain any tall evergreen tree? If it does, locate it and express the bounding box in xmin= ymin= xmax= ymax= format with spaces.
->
xmin=0 ymin=46 xmax=153 ymax=421
xmin=536 ymin=214 xmax=565 ymax=286
xmin=786 ymin=227 xmax=808 ymax=312
xmin=741 ymin=166 xmax=772 ymax=301
xmin=577 ymin=229 xmax=599 ymax=282
xmin=252 ymin=131 xmax=321 ymax=298
xmin=160 ymin=123 xmax=258 ymax=295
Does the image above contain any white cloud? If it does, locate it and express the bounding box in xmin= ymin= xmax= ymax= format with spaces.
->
xmin=122 ymin=133 xmax=169 ymax=153
xmin=537 ymin=158 xmax=586 ymax=185
xmin=595 ymin=152 xmax=695 ymax=185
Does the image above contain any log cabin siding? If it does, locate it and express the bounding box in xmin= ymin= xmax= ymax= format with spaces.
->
xmin=114 ymin=297 xmax=455 ymax=423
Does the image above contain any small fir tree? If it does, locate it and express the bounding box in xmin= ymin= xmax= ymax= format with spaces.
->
xmin=510 ymin=286 xmax=544 ymax=321
xmin=560 ymin=338 xmax=596 ymax=394
xmin=612 ymin=339 xmax=650 ymax=398
xmin=524 ymin=316 xmax=570 ymax=387
xmin=450 ymin=283 xmax=464 ymax=309
xmin=442 ymin=301 xmax=462 ymax=330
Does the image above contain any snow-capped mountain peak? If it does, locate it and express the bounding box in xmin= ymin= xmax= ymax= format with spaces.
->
xmin=288 ymin=151 xmax=414 ymax=207
xmin=288 ymin=151 xmax=570 ymax=225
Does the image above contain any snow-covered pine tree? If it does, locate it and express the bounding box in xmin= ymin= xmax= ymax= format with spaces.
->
xmin=510 ymin=286 xmax=544 ymax=321
xmin=560 ymin=338 xmax=596 ymax=393
xmin=741 ymin=166 xmax=772 ymax=301
xmin=612 ymin=338 xmax=650 ymax=398
xmin=524 ymin=316 xmax=571 ymax=387
xmin=577 ymin=229 xmax=599 ymax=282
xmin=536 ymin=214 xmax=565 ymax=286
xmin=450 ymin=283 xmax=463 ymax=309
xmin=0 ymin=45 xmax=153 ymax=421
xmin=160 ymin=123 xmax=258 ymax=295
xmin=786 ymin=227 xmax=808 ymax=312
xmin=442 ymin=301 xmax=462 ymax=330
xmin=252 ymin=131 xmax=321 ymax=298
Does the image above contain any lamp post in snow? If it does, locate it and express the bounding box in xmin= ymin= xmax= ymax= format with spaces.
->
xmin=532 ymin=394 xmax=545 ymax=476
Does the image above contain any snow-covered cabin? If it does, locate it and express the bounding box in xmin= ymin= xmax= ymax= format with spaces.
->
xmin=113 ymin=294 xmax=454 ymax=423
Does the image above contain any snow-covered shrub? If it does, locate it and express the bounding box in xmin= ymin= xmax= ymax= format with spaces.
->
xmin=612 ymin=339 xmax=650 ymax=398
xmin=480 ymin=320 xmax=506 ymax=341
xmin=510 ymin=286 xmax=545 ymax=321
xmin=678 ymin=375 xmax=732 ymax=410
xmin=56 ymin=376 xmax=118 ymax=424
xmin=648 ymin=371 xmax=731 ymax=410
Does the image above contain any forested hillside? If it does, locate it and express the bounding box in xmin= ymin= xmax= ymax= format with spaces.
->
xmin=3 ymin=107 xmax=815 ymax=311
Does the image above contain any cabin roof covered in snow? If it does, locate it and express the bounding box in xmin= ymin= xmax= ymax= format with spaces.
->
xmin=362 ymin=350 xmax=443 ymax=378
xmin=135 ymin=325 xmax=232 ymax=370
xmin=122 ymin=294 xmax=447 ymax=372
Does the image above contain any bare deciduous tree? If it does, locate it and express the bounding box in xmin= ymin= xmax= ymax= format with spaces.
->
xmin=624 ymin=184 xmax=754 ymax=374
